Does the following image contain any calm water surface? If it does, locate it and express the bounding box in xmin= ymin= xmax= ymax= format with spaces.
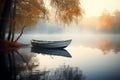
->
xmin=18 ymin=34 xmax=120 ymax=80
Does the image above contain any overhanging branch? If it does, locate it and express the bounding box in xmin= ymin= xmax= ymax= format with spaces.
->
xmin=14 ymin=26 xmax=26 ymax=42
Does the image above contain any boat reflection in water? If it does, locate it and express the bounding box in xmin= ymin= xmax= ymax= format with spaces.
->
xmin=31 ymin=47 xmax=72 ymax=58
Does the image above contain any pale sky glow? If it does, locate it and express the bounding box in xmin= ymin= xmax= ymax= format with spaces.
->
xmin=81 ymin=0 xmax=120 ymax=17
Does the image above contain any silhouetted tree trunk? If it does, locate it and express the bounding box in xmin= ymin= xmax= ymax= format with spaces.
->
xmin=7 ymin=11 xmax=13 ymax=41
xmin=11 ymin=0 xmax=16 ymax=41
xmin=0 ymin=0 xmax=13 ymax=41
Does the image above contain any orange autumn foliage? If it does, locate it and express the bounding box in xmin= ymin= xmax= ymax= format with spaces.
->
xmin=0 ymin=41 xmax=17 ymax=53
xmin=97 ymin=11 xmax=112 ymax=30
xmin=7 ymin=0 xmax=83 ymax=33
xmin=50 ymin=0 xmax=83 ymax=24
xmin=7 ymin=0 xmax=49 ymax=32
xmin=0 ymin=40 xmax=28 ymax=53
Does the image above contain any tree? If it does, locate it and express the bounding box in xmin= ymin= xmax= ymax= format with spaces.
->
xmin=51 ymin=0 xmax=83 ymax=24
xmin=0 ymin=0 xmax=83 ymax=44
xmin=0 ymin=1 xmax=83 ymax=79
xmin=7 ymin=0 xmax=49 ymax=42
xmin=0 ymin=0 xmax=12 ymax=41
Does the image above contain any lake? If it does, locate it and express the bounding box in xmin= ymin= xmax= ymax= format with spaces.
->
xmin=18 ymin=34 xmax=120 ymax=80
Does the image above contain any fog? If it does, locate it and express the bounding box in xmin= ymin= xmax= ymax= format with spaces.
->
xmin=23 ymin=10 xmax=120 ymax=35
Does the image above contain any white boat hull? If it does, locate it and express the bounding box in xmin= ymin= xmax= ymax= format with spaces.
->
xmin=31 ymin=39 xmax=72 ymax=49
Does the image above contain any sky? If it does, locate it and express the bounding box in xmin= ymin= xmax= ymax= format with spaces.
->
xmin=81 ymin=0 xmax=120 ymax=17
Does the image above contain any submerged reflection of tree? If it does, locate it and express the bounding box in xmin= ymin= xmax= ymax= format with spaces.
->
xmin=79 ymin=38 xmax=120 ymax=54
xmin=0 ymin=48 xmax=40 ymax=80
xmin=0 ymin=49 xmax=85 ymax=80
xmin=97 ymin=39 xmax=120 ymax=54
xmin=0 ymin=49 xmax=19 ymax=80
xmin=48 ymin=65 xmax=85 ymax=80
xmin=17 ymin=64 xmax=85 ymax=80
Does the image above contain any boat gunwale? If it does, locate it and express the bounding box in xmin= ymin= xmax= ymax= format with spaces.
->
xmin=31 ymin=39 xmax=72 ymax=44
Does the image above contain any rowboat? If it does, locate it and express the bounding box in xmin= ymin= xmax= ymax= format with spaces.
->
xmin=31 ymin=39 xmax=72 ymax=49
xmin=31 ymin=47 xmax=72 ymax=58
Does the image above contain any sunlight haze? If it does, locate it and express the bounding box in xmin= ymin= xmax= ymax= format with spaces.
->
xmin=81 ymin=0 xmax=120 ymax=17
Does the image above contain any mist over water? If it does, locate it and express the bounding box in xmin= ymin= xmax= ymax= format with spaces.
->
xmin=18 ymin=33 xmax=120 ymax=80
